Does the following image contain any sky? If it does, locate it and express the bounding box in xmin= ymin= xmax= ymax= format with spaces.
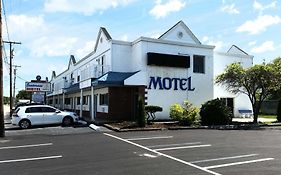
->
xmin=2 ymin=0 xmax=281 ymax=96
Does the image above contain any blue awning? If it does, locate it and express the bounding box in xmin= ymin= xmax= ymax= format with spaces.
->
xmin=64 ymin=83 xmax=80 ymax=93
xmin=92 ymin=71 xmax=138 ymax=87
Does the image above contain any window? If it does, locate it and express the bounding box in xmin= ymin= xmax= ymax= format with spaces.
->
xmin=77 ymin=75 xmax=80 ymax=82
xmin=55 ymin=99 xmax=58 ymax=104
xmin=77 ymin=97 xmax=80 ymax=105
xmin=83 ymin=96 xmax=88 ymax=105
xmin=41 ymin=107 xmax=56 ymax=113
xmin=193 ymin=55 xmax=205 ymax=73
xmin=99 ymin=93 xmax=108 ymax=106
xmin=26 ymin=107 xmax=42 ymax=113
xmin=65 ymin=98 xmax=70 ymax=105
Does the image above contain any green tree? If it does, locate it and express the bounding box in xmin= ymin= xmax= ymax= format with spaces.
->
xmin=16 ymin=90 xmax=31 ymax=100
xmin=216 ymin=58 xmax=281 ymax=123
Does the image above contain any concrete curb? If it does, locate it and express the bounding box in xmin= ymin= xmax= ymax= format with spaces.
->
xmin=103 ymin=123 xmax=281 ymax=132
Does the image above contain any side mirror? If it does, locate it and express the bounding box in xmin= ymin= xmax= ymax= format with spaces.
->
xmin=55 ymin=110 xmax=61 ymax=113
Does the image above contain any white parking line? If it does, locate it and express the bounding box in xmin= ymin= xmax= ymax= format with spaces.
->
xmin=0 ymin=155 xmax=63 ymax=164
xmin=0 ymin=143 xmax=53 ymax=150
xmin=190 ymin=154 xmax=259 ymax=163
xmin=148 ymin=142 xmax=202 ymax=148
xmin=154 ymin=144 xmax=211 ymax=151
xmin=126 ymin=136 xmax=173 ymax=141
xmin=104 ymin=133 xmax=221 ymax=175
xmin=204 ymin=158 xmax=274 ymax=169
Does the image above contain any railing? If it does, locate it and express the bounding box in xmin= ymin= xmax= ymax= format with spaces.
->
xmin=81 ymin=64 xmax=110 ymax=81
xmin=51 ymin=65 xmax=111 ymax=91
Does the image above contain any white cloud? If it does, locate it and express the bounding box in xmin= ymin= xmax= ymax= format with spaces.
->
xmin=75 ymin=41 xmax=95 ymax=58
xmin=221 ymin=3 xmax=240 ymax=14
xmin=44 ymin=0 xmax=136 ymax=15
xmin=250 ymin=41 xmax=275 ymax=53
xmin=248 ymin=41 xmax=257 ymax=46
xmin=236 ymin=15 xmax=281 ymax=35
xmin=31 ymin=36 xmax=78 ymax=57
xmin=253 ymin=1 xmax=277 ymax=12
xmin=202 ymin=36 xmax=224 ymax=51
xmin=120 ymin=34 xmax=129 ymax=41
xmin=7 ymin=15 xmax=48 ymax=40
xmin=149 ymin=0 xmax=186 ymax=19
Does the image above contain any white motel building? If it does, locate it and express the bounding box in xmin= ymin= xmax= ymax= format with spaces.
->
xmin=46 ymin=21 xmax=253 ymax=122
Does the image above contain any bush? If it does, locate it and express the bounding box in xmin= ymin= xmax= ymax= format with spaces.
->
xmin=145 ymin=105 xmax=162 ymax=123
xmin=170 ymin=104 xmax=184 ymax=121
xmin=136 ymin=97 xmax=146 ymax=127
xmin=170 ymin=101 xmax=200 ymax=126
xmin=277 ymin=99 xmax=281 ymax=122
xmin=200 ymin=99 xmax=232 ymax=126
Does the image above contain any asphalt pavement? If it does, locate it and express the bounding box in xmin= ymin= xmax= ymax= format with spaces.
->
xmin=1 ymin=129 xmax=281 ymax=175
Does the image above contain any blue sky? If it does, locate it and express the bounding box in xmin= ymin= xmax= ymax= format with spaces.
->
xmin=2 ymin=0 xmax=281 ymax=96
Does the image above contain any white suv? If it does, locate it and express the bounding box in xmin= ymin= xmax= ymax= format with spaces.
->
xmin=12 ymin=105 xmax=79 ymax=129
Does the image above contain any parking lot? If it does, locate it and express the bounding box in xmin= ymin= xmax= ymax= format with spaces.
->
xmin=1 ymin=129 xmax=281 ymax=174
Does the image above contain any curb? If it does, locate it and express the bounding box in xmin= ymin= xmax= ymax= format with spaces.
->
xmin=103 ymin=123 xmax=281 ymax=132
xmin=103 ymin=124 xmax=164 ymax=132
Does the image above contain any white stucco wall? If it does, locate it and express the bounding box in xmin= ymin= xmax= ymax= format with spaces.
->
xmin=214 ymin=52 xmax=253 ymax=117
xmin=94 ymin=88 xmax=109 ymax=113
xmin=131 ymin=39 xmax=215 ymax=119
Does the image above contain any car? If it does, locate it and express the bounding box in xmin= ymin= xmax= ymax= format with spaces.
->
xmin=12 ymin=105 xmax=79 ymax=129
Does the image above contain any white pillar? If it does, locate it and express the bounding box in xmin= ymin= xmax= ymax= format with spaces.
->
xmin=62 ymin=93 xmax=65 ymax=110
xmin=80 ymin=89 xmax=83 ymax=118
xmin=91 ymin=86 xmax=94 ymax=121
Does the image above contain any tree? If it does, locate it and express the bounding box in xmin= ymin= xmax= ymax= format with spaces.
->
xmin=16 ymin=90 xmax=31 ymax=101
xmin=216 ymin=58 xmax=281 ymax=123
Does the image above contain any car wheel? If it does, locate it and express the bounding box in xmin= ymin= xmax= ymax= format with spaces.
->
xmin=62 ymin=116 xmax=73 ymax=126
xmin=19 ymin=119 xmax=31 ymax=129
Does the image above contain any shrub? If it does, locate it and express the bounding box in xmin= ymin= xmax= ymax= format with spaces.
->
xmin=145 ymin=105 xmax=162 ymax=123
xmin=170 ymin=101 xmax=200 ymax=126
xmin=277 ymin=99 xmax=281 ymax=122
xmin=170 ymin=104 xmax=184 ymax=121
xmin=136 ymin=97 xmax=146 ymax=127
xmin=200 ymin=98 xmax=232 ymax=126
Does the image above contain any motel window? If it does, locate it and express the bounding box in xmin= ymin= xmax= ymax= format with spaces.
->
xmin=65 ymin=98 xmax=70 ymax=105
xmin=83 ymin=96 xmax=88 ymax=105
xmin=77 ymin=97 xmax=80 ymax=105
xmin=99 ymin=93 xmax=108 ymax=106
xmin=193 ymin=55 xmax=205 ymax=74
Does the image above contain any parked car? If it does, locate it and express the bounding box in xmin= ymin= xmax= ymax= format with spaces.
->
xmin=12 ymin=105 xmax=79 ymax=129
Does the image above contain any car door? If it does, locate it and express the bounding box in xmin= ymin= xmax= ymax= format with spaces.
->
xmin=25 ymin=107 xmax=44 ymax=125
xmin=41 ymin=107 xmax=62 ymax=124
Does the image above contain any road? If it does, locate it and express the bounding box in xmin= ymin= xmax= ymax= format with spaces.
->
xmin=1 ymin=128 xmax=281 ymax=175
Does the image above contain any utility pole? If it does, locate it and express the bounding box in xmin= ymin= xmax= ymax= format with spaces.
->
xmin=3 ymin=41 xmax=21 ymax=117
xmin=13 ymin=65 xmax=20 ymax=106
xmin=0 ymin=0 xmax=5 ymax=137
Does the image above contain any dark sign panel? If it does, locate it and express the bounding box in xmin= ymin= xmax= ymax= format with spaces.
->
xmin=147 ymin=52 xmax=190 ymax=68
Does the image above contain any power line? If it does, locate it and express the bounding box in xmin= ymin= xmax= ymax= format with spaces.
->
xmin=17 ymin=75 xmax=27 ymax=82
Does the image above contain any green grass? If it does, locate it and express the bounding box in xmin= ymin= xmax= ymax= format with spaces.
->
xmin=258 ymin=114 xmax=277 ymax=119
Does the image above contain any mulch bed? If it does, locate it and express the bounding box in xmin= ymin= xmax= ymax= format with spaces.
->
xmin=105 ymin=121 xmax=197 ymax=131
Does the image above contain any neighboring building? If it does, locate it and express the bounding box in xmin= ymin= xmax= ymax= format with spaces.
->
xmin=47 ymin=21 xmax=253 ymax=122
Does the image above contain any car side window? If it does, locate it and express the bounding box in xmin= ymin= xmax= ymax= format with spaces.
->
xmin=42 ymin=107 xmax=56 ymax=113
xmin=26 ymin=107 xmax=42 ymax=113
